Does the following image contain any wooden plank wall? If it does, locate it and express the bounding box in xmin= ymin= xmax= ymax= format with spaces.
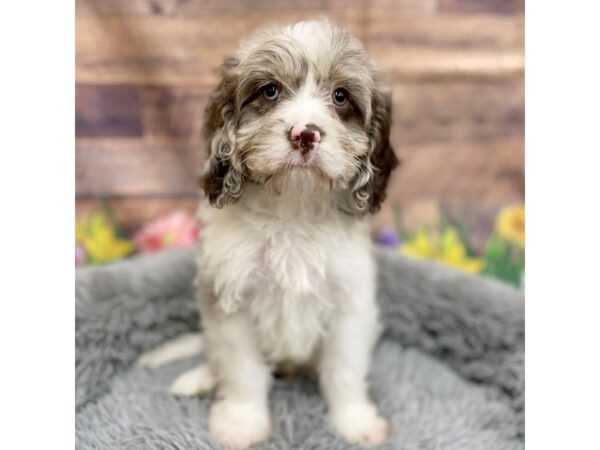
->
xmin=76 ymin=0 xmax=524 ymax=249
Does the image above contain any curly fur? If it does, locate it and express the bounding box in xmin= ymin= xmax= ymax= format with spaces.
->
xmin=193 ymin=20 xmax=400 ymax=449
xmin=202 ymin=20 xmax=398 ymax=215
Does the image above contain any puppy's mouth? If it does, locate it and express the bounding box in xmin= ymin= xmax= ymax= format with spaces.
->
xmin=286 ymin=146 xmax=319 ymax=168
xmin=255 ymin=152 xmax=333 ymax=195
xmin=265 ymin=168 xmax=333 ymax=196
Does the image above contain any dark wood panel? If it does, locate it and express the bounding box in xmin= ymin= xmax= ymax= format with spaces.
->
xmin=76 ymin=84 xmax=209 ymax=143
xmin=439 ymin=0 xmax=524 ymax=15
xmin=75 ymin=79 xmax=523 ymax=146
xmin=76 ymin=14 xmax=523 ymax=85
xmin=76 ymin=139 xmax=204 ymax=196
xmin=75 ymin=1 xmax=525 ymax=235
xmin=76 ymin=84 xmax=142 ymax=137
xmin=139 ymin=85 xmax=209 ymax=144
xmin=392 ymin=79 xmax=524 ymax=146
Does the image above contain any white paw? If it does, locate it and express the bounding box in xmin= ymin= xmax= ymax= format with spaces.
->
xmin=208 ymin=399 xmax=271 ymax=450
xmin=134 ymin=350 xmax=167 ymax=369
xmin=170 ymin=365 xmax=216 ymax=397
xmin=330 ymin=403 xmax=389 ymax=448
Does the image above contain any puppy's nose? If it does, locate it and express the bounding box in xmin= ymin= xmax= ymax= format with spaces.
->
xmin=288 ymin=122 xmax=322 ymax=153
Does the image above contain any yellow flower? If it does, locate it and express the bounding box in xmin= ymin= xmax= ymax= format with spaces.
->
xmin=400 ymin=227 xmax=484 ymax=274
xmin=496 ymin=204 xmax=525 ymax=247
xmin=76 ymin=211 xmax=134 ymax=264
xmin=401 ymin=229 xmax=437 ymax=260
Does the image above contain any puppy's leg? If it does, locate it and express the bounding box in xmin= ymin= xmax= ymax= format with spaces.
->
xmin=206 ymin=313 xmax=272 ymax=450
xmin=134 ymin=332 xmax=203 ymax=369
xmin=319 ymin=280 xmax=389 ymax=447
xmin=170 ymin=364 xmax=216 ymax=397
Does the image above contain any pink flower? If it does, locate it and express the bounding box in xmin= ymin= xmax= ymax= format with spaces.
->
xmin=134 ymin=210 xmax=200 ymax=253
xmin=75 ymin=244 xmax=86 ymax=266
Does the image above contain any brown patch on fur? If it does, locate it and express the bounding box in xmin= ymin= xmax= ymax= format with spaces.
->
xmin=201 ymin=57 xmax=246 ymax=207
xmin=237 ymin=45 xmax=309 ymax=110
xmin=366 ymin=86 xmax=400 ymax=213
xmin=201 ymin=22 xmax=398 ymax=212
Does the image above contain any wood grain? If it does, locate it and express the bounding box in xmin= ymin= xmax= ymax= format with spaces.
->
xmin=76 ymin=84 xmax=143 ymax=137
xmin=76 ymin=138 xmax=203 ymax=196
xmin=388 ymin=137 xmax=524 ymax=202
xmin=139 ymin=85 xmax=208 ymax=144
xmin=76 ymin=0 xmax=437 ymax=17
xmin=439 ymin=0 xmax=524 ymax=15
xmin=76 ymin=136 xmax=523 ymax=203
xmin=392 ymin=79 xmax=524 ymax=146
xmin=75 ymin=78 xmax=523 ymax=146
xmin=75 ymin=1 xmax=524 ymax=233
xmin=76 ymin=14 xmax=523 ymax=85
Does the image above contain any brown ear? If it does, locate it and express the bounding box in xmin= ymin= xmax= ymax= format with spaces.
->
xmin=366 ymin=85 xmax=399 ymax=213
xmin=202 ymin=57 xmax=246 ymax=208
xmin=349 ymin=84 xmax=399 ymax=215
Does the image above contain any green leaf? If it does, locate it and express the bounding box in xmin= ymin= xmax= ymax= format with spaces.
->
xmin=439 ymin=212 xmax=450 ymax=234
xmin=481 ymin=234 xmax=525 ymax=287
xmin=456 ymin=218 xmax=475 ymax=257
xmin=392 ymin=204 xmax=407 ymax=239
xmin=101 ymin=199 xmax=126 ymax=239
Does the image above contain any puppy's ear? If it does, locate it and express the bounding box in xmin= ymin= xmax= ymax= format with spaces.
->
xmin=350 ymin=82 xmax=399 ymax=215
xmin=202 ymin=57 xmax=245 ymax=208
xmin=366 ymin=84 xmax=400 ymax=213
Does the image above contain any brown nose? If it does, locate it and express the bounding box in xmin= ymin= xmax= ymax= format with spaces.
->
xmin=288 ymin=123 xmax=323 ymax=154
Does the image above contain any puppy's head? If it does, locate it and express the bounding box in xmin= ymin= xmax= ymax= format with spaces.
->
xmin=202 ymin=20 xmax=398 ymax=215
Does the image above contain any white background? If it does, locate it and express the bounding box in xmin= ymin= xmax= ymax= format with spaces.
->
xmin=0 ymin=0 xmax=599 ymax=448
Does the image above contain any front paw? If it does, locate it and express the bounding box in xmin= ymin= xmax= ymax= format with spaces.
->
xmin=208 ymin=399 xmax=271 ymax=450
xmin=170 ymin=365 xmax=216 ymax=397
xmin=330 ymin=403 xmax=389 ymax=447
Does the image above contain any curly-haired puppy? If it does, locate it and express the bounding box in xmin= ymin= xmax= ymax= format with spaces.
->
xmin=137 ymin=20 xmax=399 ymax=449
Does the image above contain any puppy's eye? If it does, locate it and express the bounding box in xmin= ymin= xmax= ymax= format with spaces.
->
xmin=332 ymin=88 xmax=348 ymax=106
xmin=263 ymin=84 xmax=279 ymax=101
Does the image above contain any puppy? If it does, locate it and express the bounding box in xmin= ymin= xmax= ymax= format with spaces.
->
xmin=138 ymin=20 xmax=398 ymax=449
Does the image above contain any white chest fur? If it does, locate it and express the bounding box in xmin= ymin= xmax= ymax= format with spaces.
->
xmin=198 ymin=188 xmax=372 ymax=364
xmin=247 ymin=216 xmax=336 ymax=362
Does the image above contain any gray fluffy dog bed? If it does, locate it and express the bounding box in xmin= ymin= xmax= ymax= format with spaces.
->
xmin=76 ymin=247 xmax=524 ymax=450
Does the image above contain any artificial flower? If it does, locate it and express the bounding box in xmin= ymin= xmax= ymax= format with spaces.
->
xmin=75 ymin=244 xmax=86 ymax=266
xmin=76 ymin=212 xmax=135 ymax=264
xmin=134 ymin=210 xmax=200 ymax=253
xmin=400 ymin=227 xmax=484 ymax=273
xmin=496 ymin=204 xmax=525 ymax=247
xmin=375 ymin=226 xmax=401 ymax=247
